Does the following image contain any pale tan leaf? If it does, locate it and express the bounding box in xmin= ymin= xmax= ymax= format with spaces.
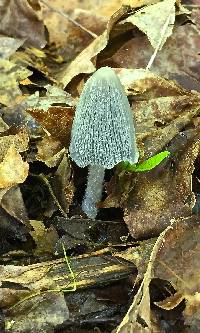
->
xmin=126 ymin=0 xmax=176 ymax=50
xmin=0 ymin=146 xmax=29 ymax=188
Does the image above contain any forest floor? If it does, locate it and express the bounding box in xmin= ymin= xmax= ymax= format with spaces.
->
xmin=0 ymin=0 xmax=200 ymax=332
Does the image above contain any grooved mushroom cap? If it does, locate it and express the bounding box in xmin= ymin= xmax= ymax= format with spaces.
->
xmin=69 ymin=67 xmax=139 ymax=169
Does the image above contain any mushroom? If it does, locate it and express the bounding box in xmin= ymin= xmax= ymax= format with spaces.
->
xmin=69 ymin=66 xmax=139 ymax=219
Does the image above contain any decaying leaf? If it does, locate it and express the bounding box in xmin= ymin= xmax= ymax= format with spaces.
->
xmin=110 ymin=12 xmax=200 ymax=80
xmin=30 ymin=220 xmax=59 ymax=255
xmin=0 ymin=0 xmax=46 ymax=48
xmin=44 ymin=7 xmax=107 ymax=64
xmin=123 ymin=129 xmax=200 ymax=238
xmin=27 ymin=106 xmax=75 ymax=145
xmin=26 ymin=84 xmax=76 ymax=112
xmin=0 ymin=128 xmax=29 ymax=162
xmin=0 ymin=145 xmax=29 ymax=189
xmin=1 ymin=186 xmax=29 ymax=227
xmin=36 ymin=136 xmax=65 ymax=167
xmin=153 ymin=216 xmax=200 ymax=330
xmin=117 ymin=68 xmax=185 ymax=97
xmin=38 ymin=153 xmax=74 ymax=216
xmin=50 ymin=153 xmax=74 ymax=214
xmin=0 ymin=254 xmax=135 ymax=309
xmin=115 ymin=223 xmax=172 ymax=333
xmin=5 ymin=292 xmax=69 ymax=333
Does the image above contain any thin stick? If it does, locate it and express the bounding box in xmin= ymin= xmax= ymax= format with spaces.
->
xmin=40 ymin=0 xmax=98 ymax=38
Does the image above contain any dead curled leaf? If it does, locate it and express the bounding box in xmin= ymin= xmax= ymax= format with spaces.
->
xmin=50 ymin=153 xmax=74 ymax=214
xmin=1 ymin=186 xmax=29 ymax=227
xmin=114 ymin=222 xmax=172 ymax=333
xmin=114 ymin=216 xmax=200 ymax=332
xmin=110 ymin=16 xmax=200 ymax=80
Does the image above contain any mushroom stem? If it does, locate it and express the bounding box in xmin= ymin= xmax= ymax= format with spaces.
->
xmin=82 ymin=165 xmax=105 ymax=219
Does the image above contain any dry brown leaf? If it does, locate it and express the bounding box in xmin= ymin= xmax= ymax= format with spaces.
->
xmin=0 ymin=59 xmax=32 ymax=106
xmin=27 ymin=106 xmax=75 ymax=146
xmin=110 ymin=14 xmax=200 ymax=81
xmin=44 ymin=7 xmax=107 ymax=63
xmin=0 ymin=128 xmax=29 ymax=162
xmin=115 ymin=223 xmax=172 ymax=333
xmin=51 ymin=153 xmax=74 ymax=213
xmin=30 ymin=220 xmax=59 ymax=255
xmin=125 ymin=0 xmax=176 ymax=50
xmin=116 ymin=68 xmax=186 ymax=97
xmin=153 ymin=216 xmax=200 ymax=330
xmin=36 ymin=136 xmax=65 ymax=167
xmin=26 ymin=84 xmax=76 ymax=111
xmin=0 ymin=145 xmax=29 ymax=189
xmin=0 ymin=0 xmax=46 ymax=48
xmin=1 ymin=186 xmax=29 ymax=227
xmin=123 ymin=129 xmax=200 ymax=238
xmin=58 ymin=6 xmax=132 ymax=88
xmin=5 ymin=292 xmax=68 ymax=333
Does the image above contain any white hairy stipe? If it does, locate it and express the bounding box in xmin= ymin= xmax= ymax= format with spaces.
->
xmin=69 ymin=66 xmax=139 ymax=169
xmin=82 ymin=165 xmax=105 ymax=219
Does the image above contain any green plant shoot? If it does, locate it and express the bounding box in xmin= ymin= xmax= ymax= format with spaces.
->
xmin=122 ymin=151 xmax=170 ymax=172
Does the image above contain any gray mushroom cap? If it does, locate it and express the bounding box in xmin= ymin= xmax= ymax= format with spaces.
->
xmin=69 ymin=66 xmax=139 ymax=169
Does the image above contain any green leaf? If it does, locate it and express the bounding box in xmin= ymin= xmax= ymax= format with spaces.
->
xmin=122 ymin=151 xmax=170 ymax=172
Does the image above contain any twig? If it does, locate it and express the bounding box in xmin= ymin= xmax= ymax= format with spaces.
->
xmin=185 ymin=5 xmax=200 ymax=8
xmin=40 ymin=0 xmax=98 ymax=38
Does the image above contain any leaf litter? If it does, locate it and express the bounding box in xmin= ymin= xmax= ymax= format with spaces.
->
xmin=0 ymin=0 xmax=200 ymax=332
